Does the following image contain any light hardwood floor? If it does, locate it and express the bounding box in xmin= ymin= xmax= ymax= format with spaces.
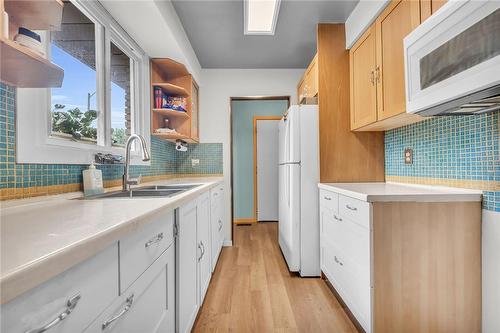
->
xmin=193 ymin=222 xmax=358 ymax=332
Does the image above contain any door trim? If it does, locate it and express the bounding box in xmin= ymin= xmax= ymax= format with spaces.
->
xmin=253 ymin=116 xmax=281 ymax=222
xmin=229 ymin=96 xmax=290 ymax=242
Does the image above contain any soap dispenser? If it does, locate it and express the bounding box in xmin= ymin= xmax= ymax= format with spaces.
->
xmin=83 ymin=162 xmax=104 ymax=196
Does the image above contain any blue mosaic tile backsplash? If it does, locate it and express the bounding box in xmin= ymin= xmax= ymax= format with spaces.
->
xmin=0 ymin=83 xmax=222 ymax=195
xmin=385 ymin=112 xmax=500 ymax=212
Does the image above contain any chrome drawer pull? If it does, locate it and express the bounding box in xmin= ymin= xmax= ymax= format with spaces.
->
xmin=102 ymin=294 xmax=134 ymax=330
xmin=145 ymin=232 xmax=164 ymax=248
xmin=334 ymin=256 xmax=344 ymax=266
xmin=198 ymin=243 xmax=203 ymax=262
xmin=333 ymin=215 xmax=343 ymax=222
xmin=25 ymin=294 xmax=81 ymax=333
xmin=345 ymin=204 xmax=358 ymax=211
xmin=218 ymin=219 xmax=223 ymax=231
xmin=200 ymin=241 xmax=205 ymax=259
xmin=323 ymin=196 xmax=332 ymax=201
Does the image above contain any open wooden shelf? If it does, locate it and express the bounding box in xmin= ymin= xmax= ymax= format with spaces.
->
xmin=0 ymin=37 xmax=64 ymax=87
xmin=151 ymin=58 xmax=190 ymax=80
xmin=152 ymin=133 xmax=190 ymax=141
xmin=152 ymin=83 xmax=189 ymax=97
xmin=4 ymin=0 xmax=63 ymax=31
xmin=152 ymin=108 xmax=190 ymax=119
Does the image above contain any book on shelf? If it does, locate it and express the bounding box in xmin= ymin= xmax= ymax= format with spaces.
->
xmin=153 ymin=85 xmax=188 ymax=112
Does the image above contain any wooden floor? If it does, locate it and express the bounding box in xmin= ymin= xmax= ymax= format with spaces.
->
xmin=193 ymin=222 xmax=358 ymax=332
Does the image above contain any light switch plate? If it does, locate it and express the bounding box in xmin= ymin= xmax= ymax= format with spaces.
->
xmin=191 ymin=159 xmax=200 ymax=167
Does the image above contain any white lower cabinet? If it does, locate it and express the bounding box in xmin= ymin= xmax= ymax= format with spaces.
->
xmin=210 ymin=185 xmax=224 ymax=272
xmin=1 ymin=244 xmax=119 ymax=333
xmin=197 ymin=192 xmax=212 ymax=305
xmin=85 ymin=243 xmax=175 ymax=333
xmin=176 ymin=198 xmax=200 ymax=333
xmin=2 ymin=182 xmax=225 ymax=333
xmin=320 ymin=190 xmax=372 ymax=333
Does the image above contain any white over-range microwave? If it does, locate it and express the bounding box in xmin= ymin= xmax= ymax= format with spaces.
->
xmin=404 ymin=0 xmax=500 ymax=116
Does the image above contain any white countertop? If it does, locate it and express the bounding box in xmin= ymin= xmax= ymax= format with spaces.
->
xmin=318 ymin=182 xmax=483 ymax=202
xmin=0 ymin=176 xmax=223 ymax=304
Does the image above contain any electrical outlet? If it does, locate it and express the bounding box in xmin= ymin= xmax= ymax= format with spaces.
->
xmin=191 ymin=159 xmax=200 ymax=167
xmin=404 ymin=148 xmax=413 ymax=164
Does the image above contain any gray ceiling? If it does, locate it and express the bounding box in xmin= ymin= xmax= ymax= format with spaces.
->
xmin=171 ymin=0 xmax=358 ymax=68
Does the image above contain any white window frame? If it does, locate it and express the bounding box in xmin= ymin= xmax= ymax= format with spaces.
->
xmin=16 ymin=0 xmax=150 ymax=165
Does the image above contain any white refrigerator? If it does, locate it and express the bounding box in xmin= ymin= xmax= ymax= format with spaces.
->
xmin=278 ymin=104 xmax=320 ymax=277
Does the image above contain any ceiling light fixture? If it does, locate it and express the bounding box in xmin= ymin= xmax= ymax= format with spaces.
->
xmin=244 ymin=0 xmax=281 ymax=35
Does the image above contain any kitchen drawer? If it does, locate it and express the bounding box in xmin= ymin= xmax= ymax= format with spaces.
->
xmin=319 ymin=189 xmax=338 ymax=213
xmin=120 ymin=210 xmax=175 ymax=293
xmin=321 ymin=243 xmax=371 ymax=332
xmin=321 ymin=209 xmax=370 ymax=269
xmin=85 ymin=243 xmax=175 ymax=333
xmin=2 ymin=244 xmax=118 ymax=333
xmin=339 ymin=194 xmax=370 ymax=229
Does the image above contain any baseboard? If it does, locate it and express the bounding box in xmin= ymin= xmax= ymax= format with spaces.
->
xmin=223 ymin=240 xmax=233 ymax=247
xmin=233 ymin=218 xmax=256 ymax=224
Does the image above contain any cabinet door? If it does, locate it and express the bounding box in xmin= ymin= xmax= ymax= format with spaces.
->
xmin=210 ymin=188 xmax=222 ymax=272
xmin=375 ymin=0 xmax=421 ymax=121
xmin=177 ymin=200 xmax=199 ymax=333
xmin=85 ymin=244 xmax=175 ymax=333
xmin=305 ymin=54 xmax=318 ymax=98
xmin=197 ymin=192 xmax=212 ymax=304
xmin=217 ymin=186 xmax=225 ymax=250
xmin=297 ymin=78 xmax=306 ymax=104
xmin=350 ymin=25 xmax=377 ymax=129
xmin=421 ymin=0 xmax=447 ymax=21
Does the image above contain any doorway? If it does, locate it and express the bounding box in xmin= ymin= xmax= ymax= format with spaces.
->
xmin=254 ymin=117 xmax=280 ymax=222
xmin=230 ymin=97 xmax=290 ymax=227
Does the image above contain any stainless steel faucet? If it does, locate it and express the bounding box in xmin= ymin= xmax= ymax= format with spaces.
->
xmin=123 ymin=134 xmax=151 ymax=191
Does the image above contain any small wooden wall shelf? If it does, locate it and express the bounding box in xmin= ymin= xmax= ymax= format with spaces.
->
xmin=152 ymin=108 xmax=190 ymax=119
xmin=4 ymin=0 xmax=63 ymax=31
xmin=0 ymin=0 xmax=64 ymax=88
xmin=152 ymin=83 xmax=189 ymax=97
xmin=150 ymin=58 xmax=199 ymax=143
xmin=0 ymin=38 xmax=64 ymax=87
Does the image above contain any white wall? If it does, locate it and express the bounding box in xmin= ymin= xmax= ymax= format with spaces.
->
xmin=199 ymin=69 xmax=304 ymax=242
xmin=482 ymin=210 xmax=500 ymax=333
xmin=345 ymin=0 xmax=390 ymax=49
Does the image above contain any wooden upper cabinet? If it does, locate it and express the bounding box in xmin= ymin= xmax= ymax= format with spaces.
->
xmin=350 ymin=0 xmax=427 ymax=131
xmin=421 ymin=0 xmax=447 ymax=21
xmin=375 ymin=0 xmax=420 ymax=121
xmin=350 ymin=25 xmax=377 ymax=129
xmin=297 ymin=53 xmax=318 ymax=103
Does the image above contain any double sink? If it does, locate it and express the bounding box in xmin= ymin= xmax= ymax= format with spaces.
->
xmin=86 ymin=184 xmax=202 ymax=199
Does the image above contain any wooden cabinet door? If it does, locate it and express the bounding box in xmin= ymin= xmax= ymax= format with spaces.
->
xmin=176 ymin=200 xmax=199 ymax=333
xmin=297 ymin=78 xmax=306 ymax=103
xmin=375 ymin=0 xmax=421 ymax=121
xmin=197 ymin=192 xmax=211 ymax=305
xmin=305 ymin=54 xmax=318 ymax=98
xmin=350 ymin=25 xmax=377 ymax=129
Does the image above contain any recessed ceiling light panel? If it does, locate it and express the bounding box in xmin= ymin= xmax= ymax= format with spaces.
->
xmin=244 ymin=0 xmax=281 ymax=35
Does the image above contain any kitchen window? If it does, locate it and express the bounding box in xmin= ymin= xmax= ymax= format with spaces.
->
xmin=16 ymin=0 xmax=150 ymax=164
